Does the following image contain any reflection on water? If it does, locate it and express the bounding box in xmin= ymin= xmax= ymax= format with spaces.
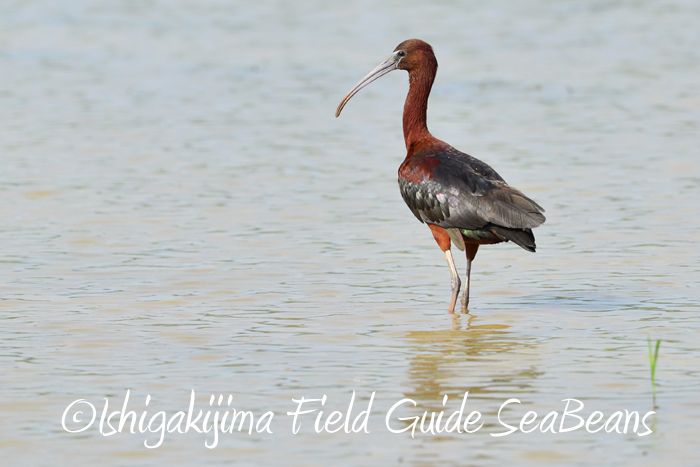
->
xmin=398 ymin=314 xmax=544 ymax=436
xmin=2 ymin=0 xmax=700 ymax=466
xmin=404 ymin=315 xmax=540 ymax=404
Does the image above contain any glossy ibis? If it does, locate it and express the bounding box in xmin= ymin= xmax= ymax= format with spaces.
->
xmin=335 ymin=39 xmax=545 ymax=312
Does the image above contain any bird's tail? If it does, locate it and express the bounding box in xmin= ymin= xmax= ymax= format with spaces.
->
xmin=490 ymin=226 xmax=537 ymax=252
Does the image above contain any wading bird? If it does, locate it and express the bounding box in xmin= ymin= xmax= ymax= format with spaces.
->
xmin=335 ymin=39 xmax=545 ymax=312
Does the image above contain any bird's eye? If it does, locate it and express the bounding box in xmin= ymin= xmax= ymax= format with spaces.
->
xmin=397 ymin=50 xmax=406 ymax=58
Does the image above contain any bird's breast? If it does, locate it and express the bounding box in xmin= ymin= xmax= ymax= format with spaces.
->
xmin=398 ymin=155 xmax=441 ymax=184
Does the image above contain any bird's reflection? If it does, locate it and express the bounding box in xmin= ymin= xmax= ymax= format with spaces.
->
xmin=400 ymin=312 xmax=542 ymax=426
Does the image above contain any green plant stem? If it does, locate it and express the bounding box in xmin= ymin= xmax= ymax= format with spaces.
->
xmin=648 ymin=337 xmax=661 ymax=409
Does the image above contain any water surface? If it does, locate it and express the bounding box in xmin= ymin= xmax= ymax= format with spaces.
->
xmin=1 ymin=1 xmax=699 ymax=465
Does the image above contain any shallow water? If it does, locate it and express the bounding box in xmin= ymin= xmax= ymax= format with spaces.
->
xmin=1 ymin=0 xmax=699 ymax=465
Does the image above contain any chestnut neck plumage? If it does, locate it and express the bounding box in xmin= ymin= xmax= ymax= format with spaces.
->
xmin=402 ymin=52 xmax=439 ymax=157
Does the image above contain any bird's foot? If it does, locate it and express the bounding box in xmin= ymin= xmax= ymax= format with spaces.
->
xmin=460 ymin=293 xmax=470 ymax=312
xmin=448 ymin=292 xmax=462 ymax=313
xmin=448 ymin=278 xmax=461 ymax=314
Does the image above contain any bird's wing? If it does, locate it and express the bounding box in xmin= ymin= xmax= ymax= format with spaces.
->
xmin=398 ymin=151 xmax=545 ymax=231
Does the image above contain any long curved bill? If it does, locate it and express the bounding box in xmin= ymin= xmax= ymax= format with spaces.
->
xmin=335 ymin=54 xmax=400 ymax=117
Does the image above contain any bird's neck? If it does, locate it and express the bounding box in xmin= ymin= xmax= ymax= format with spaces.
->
xmin=403 ymin=60 xmax=437 ymax=156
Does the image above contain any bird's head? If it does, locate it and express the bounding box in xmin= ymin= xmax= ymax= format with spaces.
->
xmin=335 ymin=39 xmax=437 ymax=118
xmin=393 ymin=39 xmax=435 ymax=73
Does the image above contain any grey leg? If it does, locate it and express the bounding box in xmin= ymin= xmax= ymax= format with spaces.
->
xmin=461 ymin=256 xmax=472 ymax=310
xmin=445 ymin=250 xmax=461 ymax=313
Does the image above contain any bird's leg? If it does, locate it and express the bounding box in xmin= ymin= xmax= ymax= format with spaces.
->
xmin=427 ymin=224 xmax=461 ymax=313
xmin=445 ymin=250 xmax=461 ymax=313
xmin=461 ymin=257 xmax=472 ymax=310
xmin=461 ymin=244 xmax=479 ymax=310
